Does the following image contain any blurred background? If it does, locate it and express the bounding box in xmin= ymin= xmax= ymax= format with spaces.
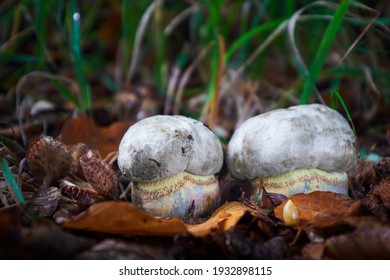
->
xmin=1 ymin=0 xmax=389 ymax=155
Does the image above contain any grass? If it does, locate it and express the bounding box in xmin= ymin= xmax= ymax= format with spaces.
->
xmin=300 ymin=0 xmax=349 ymax=104
xmin=0 ymin=0 xmax=389 ymax=122
xmin=1 ymin=156 xmax=26 ymax=207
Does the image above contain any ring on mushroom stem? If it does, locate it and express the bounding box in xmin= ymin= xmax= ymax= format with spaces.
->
xmin=226 ymin=104 xmax=358 ymax=204
xmin=118 ymin=115 xmax=223 ymax=219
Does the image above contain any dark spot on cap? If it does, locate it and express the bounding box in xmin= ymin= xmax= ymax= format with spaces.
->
xmin=148 ymin=158 xmax=161 ymax=167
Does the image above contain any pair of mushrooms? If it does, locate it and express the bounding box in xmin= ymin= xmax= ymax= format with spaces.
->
xmin=118 ymin=104 xmax=358 ymax=219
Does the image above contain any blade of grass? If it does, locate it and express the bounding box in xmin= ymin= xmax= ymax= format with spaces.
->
xmin=208 ymin=35 xmax=225 ymax=130
xmin=223 ymin=19 xmax=289 ymax=94
xmin=300 ymin=0 xmax=349 ymax=104
xmin=33 ymin=0 xmax=48 ymax=70
xmin=69 ymin=0 xmax=91 ymax=113
xmin=173 ymin=42 xmax=214 ymax=115
xmin=1 ymin=157 xmax=26 ymax=207
xmin=336 ymin=8 xmax=379 ymax=67
xmin=153 ymin=0 xmax=167 ymax=94
xmin=224 ymin=19 xmax=284 ymax=63
xmin=125 ymin=0 xmax=159 ymax=87
xmin=121 ymin=0 xmax=132 ymax=78
xmin=331 ymin=89 xmax=356 ymax=137
xmin=51 ymin=79 xmax=80 ymax=108
xmin=164 ymin=5 xmax=199 ymax=36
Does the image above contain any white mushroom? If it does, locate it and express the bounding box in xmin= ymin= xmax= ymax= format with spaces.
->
xmin=118 ymin=115 xmax=223 ymax=219
xmin=226 ymin=104 xmax=358 ymax=202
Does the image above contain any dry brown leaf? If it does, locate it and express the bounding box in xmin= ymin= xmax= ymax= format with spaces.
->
xmin=63 ymin=201 xmax=247 ymax=237
xmin=59 ymin=115 xmax=133 ymax=158
xmin=325 ymin=216 xmax=390 ymax=259
xmin=301 ymin=242 xmax=326 ymax=260
xmin=274 ymin=191 xmax=362 ymax=228
xmin=186 ymin=202 xmax=247 ymax=237
xmin=63 ymin=201 xmax=188 ymax=236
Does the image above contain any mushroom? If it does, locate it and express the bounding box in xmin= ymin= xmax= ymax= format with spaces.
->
xmin=226 ymin=104 xmax=358 ymax=202
xmin=118 ymin=115 xmax=223 ymax=219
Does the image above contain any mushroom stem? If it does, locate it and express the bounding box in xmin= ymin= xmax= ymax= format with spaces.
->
xmin=252 ymin=168 xmax=349 ymax=200
xmin=131 ymin=171 xmax=219 ymax=218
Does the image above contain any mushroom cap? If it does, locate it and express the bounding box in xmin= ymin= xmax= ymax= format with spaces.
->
xmin=227 ymin=104 xmax=358 ymax=180
xmin=118 ymin=115 xmax=223 ymax=182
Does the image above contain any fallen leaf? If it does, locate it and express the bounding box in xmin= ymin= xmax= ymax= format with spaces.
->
xmin=28 ymin=187 xmax=61 ymax=217
xmin=325 ymin=216 xmax=390 ymax=259
xmin=59 ymin=115 xmax=133 ymax=158
xmin=274 ymin=191 xmax=362 ymax=228
xmin=0 ymin=208 xmax=23 ymax=259
xmin=187 ymin=202 xmax=247 ymax=237
xmin=63 ymin=201 xmax=247 ymax=237
xmin=63 ymin=201 xmax=188 ymax=236
xmin=301 ymin=242 xmax=326 ymax=260
xmin=252 ymin=236 xmax=296 ymax=260
xmin=76 ymin=238 xmax=171 ymax=260
xmin=21 ymin=219 xmax=93 ymax=259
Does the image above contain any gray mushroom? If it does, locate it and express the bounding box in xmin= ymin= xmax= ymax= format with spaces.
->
xmin=118 ymin=115 xmax=223 ymax=219
xmin=226 ymin=104 xmax=358 ymax=201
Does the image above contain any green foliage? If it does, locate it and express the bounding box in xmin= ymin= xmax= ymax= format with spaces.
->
xmin=68 ymin=0 xmax=92 ymax=113
xmin=300 ymin=0 xmax=349 ymax=104
xmin=0 ymin=157 xmax=26 ymax=207
xmin=0 ymin=0 xmax=388 ymax=117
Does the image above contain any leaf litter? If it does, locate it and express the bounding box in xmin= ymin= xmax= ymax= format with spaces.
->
xmin=1 ymin=129 xmax=390 ymax=259
xmin=1 ymin=112 xmax=390 ymax=259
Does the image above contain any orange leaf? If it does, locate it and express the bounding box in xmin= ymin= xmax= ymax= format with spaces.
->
xmin=63 ymin=201 xmax=247 ymax=237
xmin=63 ymin=201 xmax=188 ymax=236
xmin=59 ymin=115 xmax=133 ymax=158
xmin=187 ymin=202 xmax=247 ymax=237
xmin=274 ymin=191 xmax=361 ymax=228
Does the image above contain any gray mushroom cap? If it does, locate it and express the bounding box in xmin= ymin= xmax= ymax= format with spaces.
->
xmin=118 ymin=115 xmax=223 ymax=182
xmin=227 ymin=104 xmax=358 ymax=180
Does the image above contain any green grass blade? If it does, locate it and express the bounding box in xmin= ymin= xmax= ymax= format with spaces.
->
xmin=51 ymin=79 xmax=80 ymax=108
xmin=154 ymin=1 xmax=167 ymax=94
xmin=300 ymin=0 xmax=349 ymax=104
xmin=69 ymin=0 xmax=91 ymax=113
xmin=121 ymin=0 xmax=134 ymax=76
xmin=225 ymin=19 xmax=284 ymax=62
xmin=331 ymin=89 xmax=356 ymax=137
xmin=1 ymin=157 xmax=26 ymax=207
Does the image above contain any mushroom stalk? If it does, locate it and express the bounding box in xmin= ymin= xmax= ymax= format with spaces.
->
xmin=252 ymin=168 xmax=349 ymax=200
xmin=132 ymin=171 xmax=219 ymax=218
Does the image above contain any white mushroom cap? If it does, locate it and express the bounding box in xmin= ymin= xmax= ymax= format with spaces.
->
xmin=118 ymin=115 xmax=223 ymax=182
xmin=227 ymin=104 xmax=358 ymax=180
